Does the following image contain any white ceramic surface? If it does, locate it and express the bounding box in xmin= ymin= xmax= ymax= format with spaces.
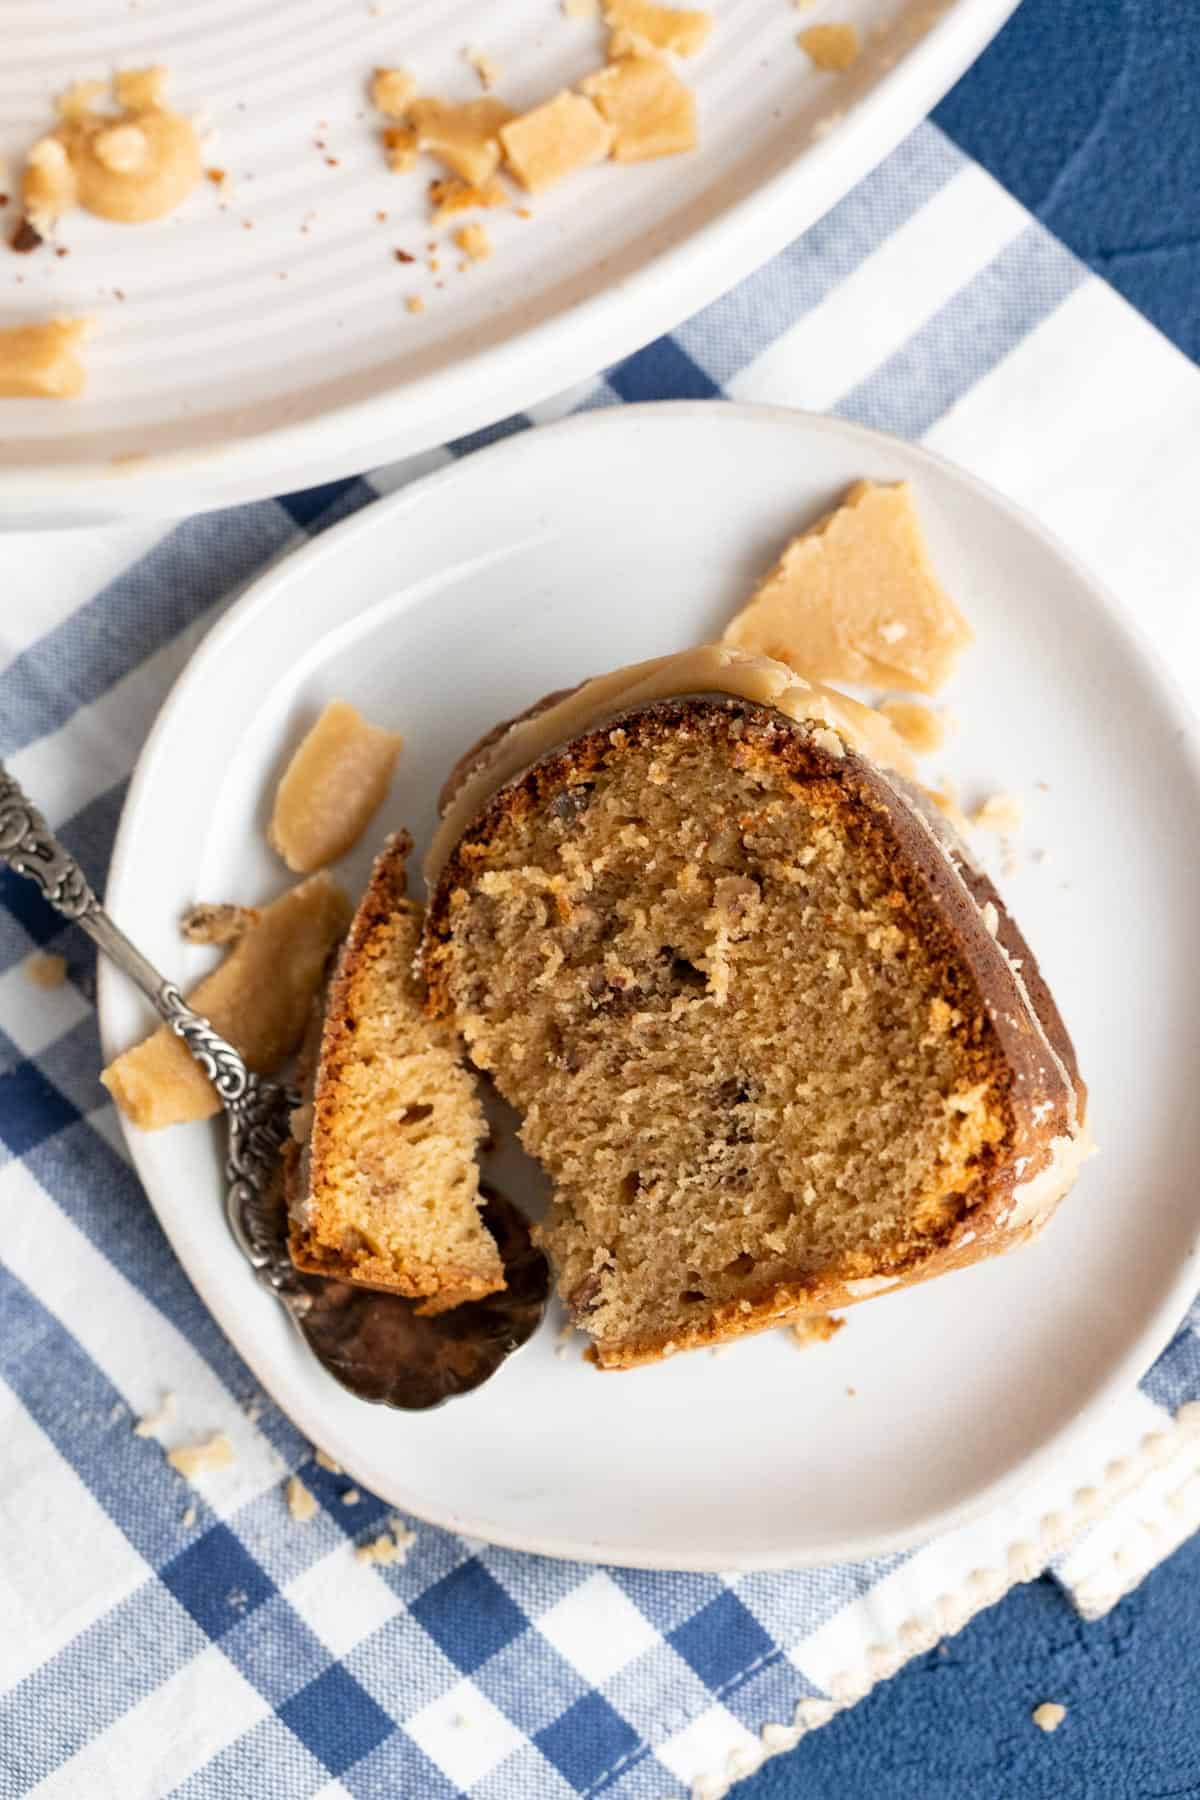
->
xmin=100 ymin=404 xmax=1200 ymax=1569
xmin=0 ymin=0 xmax=1016 ymax=521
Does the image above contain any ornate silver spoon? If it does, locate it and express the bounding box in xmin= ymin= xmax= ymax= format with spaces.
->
xmin=0 ymin=765 xmax=548 ymax=1409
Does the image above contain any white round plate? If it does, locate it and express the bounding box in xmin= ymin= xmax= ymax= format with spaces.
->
xmin=0 ymin=0 xmax=1016 ymax=522
xmin=101 ymin=404 xmax=1200 ymax=1570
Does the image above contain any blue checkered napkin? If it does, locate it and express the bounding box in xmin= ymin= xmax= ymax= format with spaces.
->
xmin=3 ymin=121 xmax=1200 ymax=1800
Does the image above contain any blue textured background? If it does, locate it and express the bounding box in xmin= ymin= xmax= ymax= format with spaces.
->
xmin=743 ymin=1 xmax=1199 ymax=1792
xmin=936 ymin=0 xmax=1199 ymax=363
xmin=745 ymin=1536 xmax=1200 ymax=1798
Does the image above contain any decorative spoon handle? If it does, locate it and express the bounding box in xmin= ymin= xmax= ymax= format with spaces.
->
xmin=0 ymin=762 xmax=550 ymax=1409
xmin=0 ymin=759 xmax=303 ymax=1294
xmin=0 ymin=763 xmax=253 ymax=1103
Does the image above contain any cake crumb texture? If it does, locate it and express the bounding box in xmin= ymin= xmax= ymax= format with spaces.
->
xmin=1032 ymin=1701 xmax=1066 ymax=1733
xmin=287 ymin=837 xmax=503 ymax=1308
xmin=425 ymin=697 xmax=1082 ymax=1367
xmin=723 ymin=481 xmax=972 ymax=695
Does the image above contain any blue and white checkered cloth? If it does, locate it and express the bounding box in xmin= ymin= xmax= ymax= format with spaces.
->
xmin=3 ymin=123 xmax=1200 ymax=1800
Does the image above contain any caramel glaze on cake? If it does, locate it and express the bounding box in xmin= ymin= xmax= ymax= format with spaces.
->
xmin=420 ymin=648 xmax=1088 ymax=1370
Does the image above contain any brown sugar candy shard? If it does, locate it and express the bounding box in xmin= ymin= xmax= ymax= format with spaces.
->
xmin=269 ymin=700 xmax=403 ymax=873
xmin=101 ymin=873 xmax=351 ymax=1129
xmin=501 ymin=93 xmax=613 ymax=194
xmin=723 ymin=481 xmax=973 ymax=695
xmin=0 ymin=318 xmax=92 ymax=397
xmin=284 ymin=836 xmax=503 ymax=1310
xmin=580 ymin=57 xmax=697 ymax=162
xmin=604 ymin=0 xmax=713 ymax=57
xmin=421 ymin=647 xmax=1087 ymax=1370
xmin=409 ymin=98 xmax=515 ymax=185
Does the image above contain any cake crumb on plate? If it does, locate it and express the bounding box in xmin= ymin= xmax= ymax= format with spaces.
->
xmin=454 ymin=221 xmax=492 ymax=261
xmin=790 ymin=1314 xmax=845 ymax=1349
xmin=798 ymin=22 xmax=860 ymax=69
xmin=430 ymin=175 xmax=507 ymax=226
xmin=370 ymin=67 xmax=416 ymax=120
xmin=465 ymin=46 xmax=502 ymax=91
xmin=972 ymin=791 xmax=1024 ymax=835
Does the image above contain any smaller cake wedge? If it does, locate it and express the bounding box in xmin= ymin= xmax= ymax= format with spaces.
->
xmin=286 ymin=834 xmax=503 ymax=1311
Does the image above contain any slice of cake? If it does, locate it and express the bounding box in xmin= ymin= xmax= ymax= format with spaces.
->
xmin=421 ymin=646 xmax=1087 ymax=1368
xmin=286 ymin=834 xmax=504 ymax=1311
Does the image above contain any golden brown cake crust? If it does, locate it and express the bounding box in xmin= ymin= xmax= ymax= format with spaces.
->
xmin=437 ymin=685 xmax=578 ymax=818
xmin=422 ymin=696 xmax=1086 ymax=1368
xmin=287 ymin=832 xmax=503 ymax=1310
